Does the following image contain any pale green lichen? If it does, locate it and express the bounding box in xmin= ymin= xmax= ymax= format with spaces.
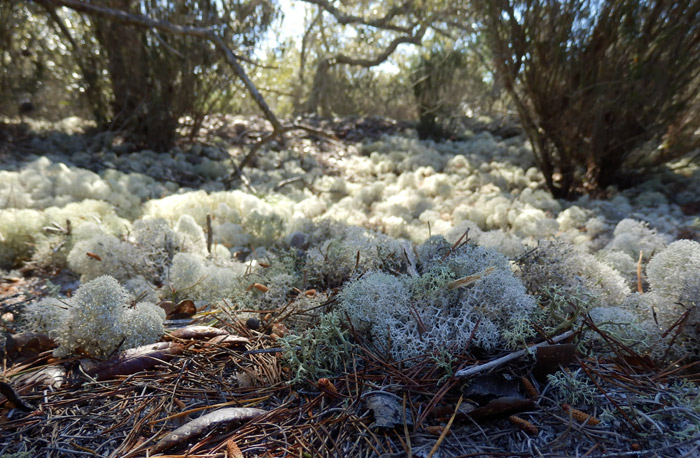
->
xmin=304 ymin=221 xmax=410 ymax=287
xmin=517 ymin=240 xmax=630 ymax=310
xmin=279 ymin=311 xmax=355 ymax=385
xmin=546 ymin=369 xmax=598 ymax=406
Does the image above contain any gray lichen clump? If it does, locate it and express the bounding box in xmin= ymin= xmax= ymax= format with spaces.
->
xmin=337 ymin=236 xmax=537 ymax=362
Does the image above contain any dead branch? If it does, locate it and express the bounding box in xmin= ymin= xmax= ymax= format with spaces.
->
xmin=330 ymin=25 xmax=427 ymax=67
xmin=454 ymin=330 xmax=576 ymax=378
xmin=302 ymin=0 xmax=416 ymax=33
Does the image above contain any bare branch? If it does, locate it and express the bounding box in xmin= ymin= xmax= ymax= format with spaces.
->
xmin=330 ymin=24 xmax=427 ymax=67
xmin=302 ymin=0 xmax=416 ymax=33
xmin=455 ymin=330 xmax=576 ymax=378
xmin=236 ymin=122 xmax=336 ymax=171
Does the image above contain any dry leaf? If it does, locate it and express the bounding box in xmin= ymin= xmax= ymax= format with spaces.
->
xmin=157 ymin=300 xmax=176 ymax=316
xmin=168 ymin=299 xmax=197 ymax=319
xmin=87 ymin=342 xmax=183 ymax=380
xmin=447 ymin=266 xmax=495 ymax=290
xmin=225 ymin=437 xmax=244 ymax=458
xmin=205 ymin=334 xmax=250 ymax=347
xmin=365 ymin=392 xmax=412 ymax=428
xmin=467 ymin=397 xmax=535 ymax=421
xmin=533 ymin=343 xmax=578 ymax=380
xmin=5 ymin=332 xmax=57 ymax=361
xmin=0 ymin=381 xmax=34 ymax=412
xmin=150 ymin=407 xmax=266 ymax=454
xmin=167 ymin=325 xmax=229 ymax=340
xmin=464 ymin=373 xmax=521 ymax=401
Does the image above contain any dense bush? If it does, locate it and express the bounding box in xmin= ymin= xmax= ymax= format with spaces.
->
xmin=411 ymin=48 xmax=468 ymax=140
xmin=89 ymin=0 xmax=276 ymax=151
xmin=478 ymin=0 xmax=700 ymax=198
xmin=0 ymin=2 xmax=94 ymax=120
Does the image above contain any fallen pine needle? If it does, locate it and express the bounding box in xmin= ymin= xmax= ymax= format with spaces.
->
xmin=427 ymin=395 xmax=462 ymax=458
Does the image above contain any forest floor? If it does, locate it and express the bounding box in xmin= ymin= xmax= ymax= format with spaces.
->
xmin=1 ymin=115 xmax=699 ymax=458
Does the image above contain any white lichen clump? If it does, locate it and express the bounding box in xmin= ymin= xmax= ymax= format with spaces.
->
xmin=518 ymin=240 xmax=630 ymax=311
xmin=67 ymin=234 xmax=147 ymax=283
xmin=640 ymin=240 xmax=700 ymax=358
xmin=584 ymin=240 xmax=700 ymax=360
xmin=26 ymin=275 xmax=165 ymax=358
xmin=0 ymin=200 xmax=130 ymax=269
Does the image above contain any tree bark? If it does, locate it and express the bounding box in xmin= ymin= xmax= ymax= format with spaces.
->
xmin=40 ymin=0 xmax=284 ymax=134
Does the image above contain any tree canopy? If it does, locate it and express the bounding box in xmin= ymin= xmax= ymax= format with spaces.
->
xmin=1 ymin=0 xmax=698 ymax=196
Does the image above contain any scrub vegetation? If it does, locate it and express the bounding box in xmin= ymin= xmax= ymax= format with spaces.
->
xmin=1 ymin=0 xmax=699 ymax=456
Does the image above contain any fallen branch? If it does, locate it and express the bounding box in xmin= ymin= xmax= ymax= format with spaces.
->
xmin=454 ymin=330 xmax=576 ymax=378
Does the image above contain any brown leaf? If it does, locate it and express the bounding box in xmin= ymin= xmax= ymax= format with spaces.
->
xmin=87 ymin=342 xmax=183 ymax=380
xmin=204 ymin=334 xmax=250 ymax=347
xmin=467 ymin=397 xmax=535 ymax=421
xmin=166 ymin=325 xmax=229 ymax=340
xmin=0 ymin=381 xmax=34 ymax=411
xmin=464 ymin=373 xmax=521 ymax=401
xmin=150 ymin=407 xmax=266 ymax=454
xmin=447 ymin=266 xmax=495 ymax=290
xmin=431 ymin=401 xmax=476 ymax=420
xmin=5 ymin=332 xmax=57 ymax=361
xmin=533 ymin=343 xmax=578 ymax=380
xmin=168 ymin=299 xmax=197 ymax=319
xmin=225 ymin=437 xmax=244 ymax=458
xmin=157 ymin=300 xmax=176 ymax=316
